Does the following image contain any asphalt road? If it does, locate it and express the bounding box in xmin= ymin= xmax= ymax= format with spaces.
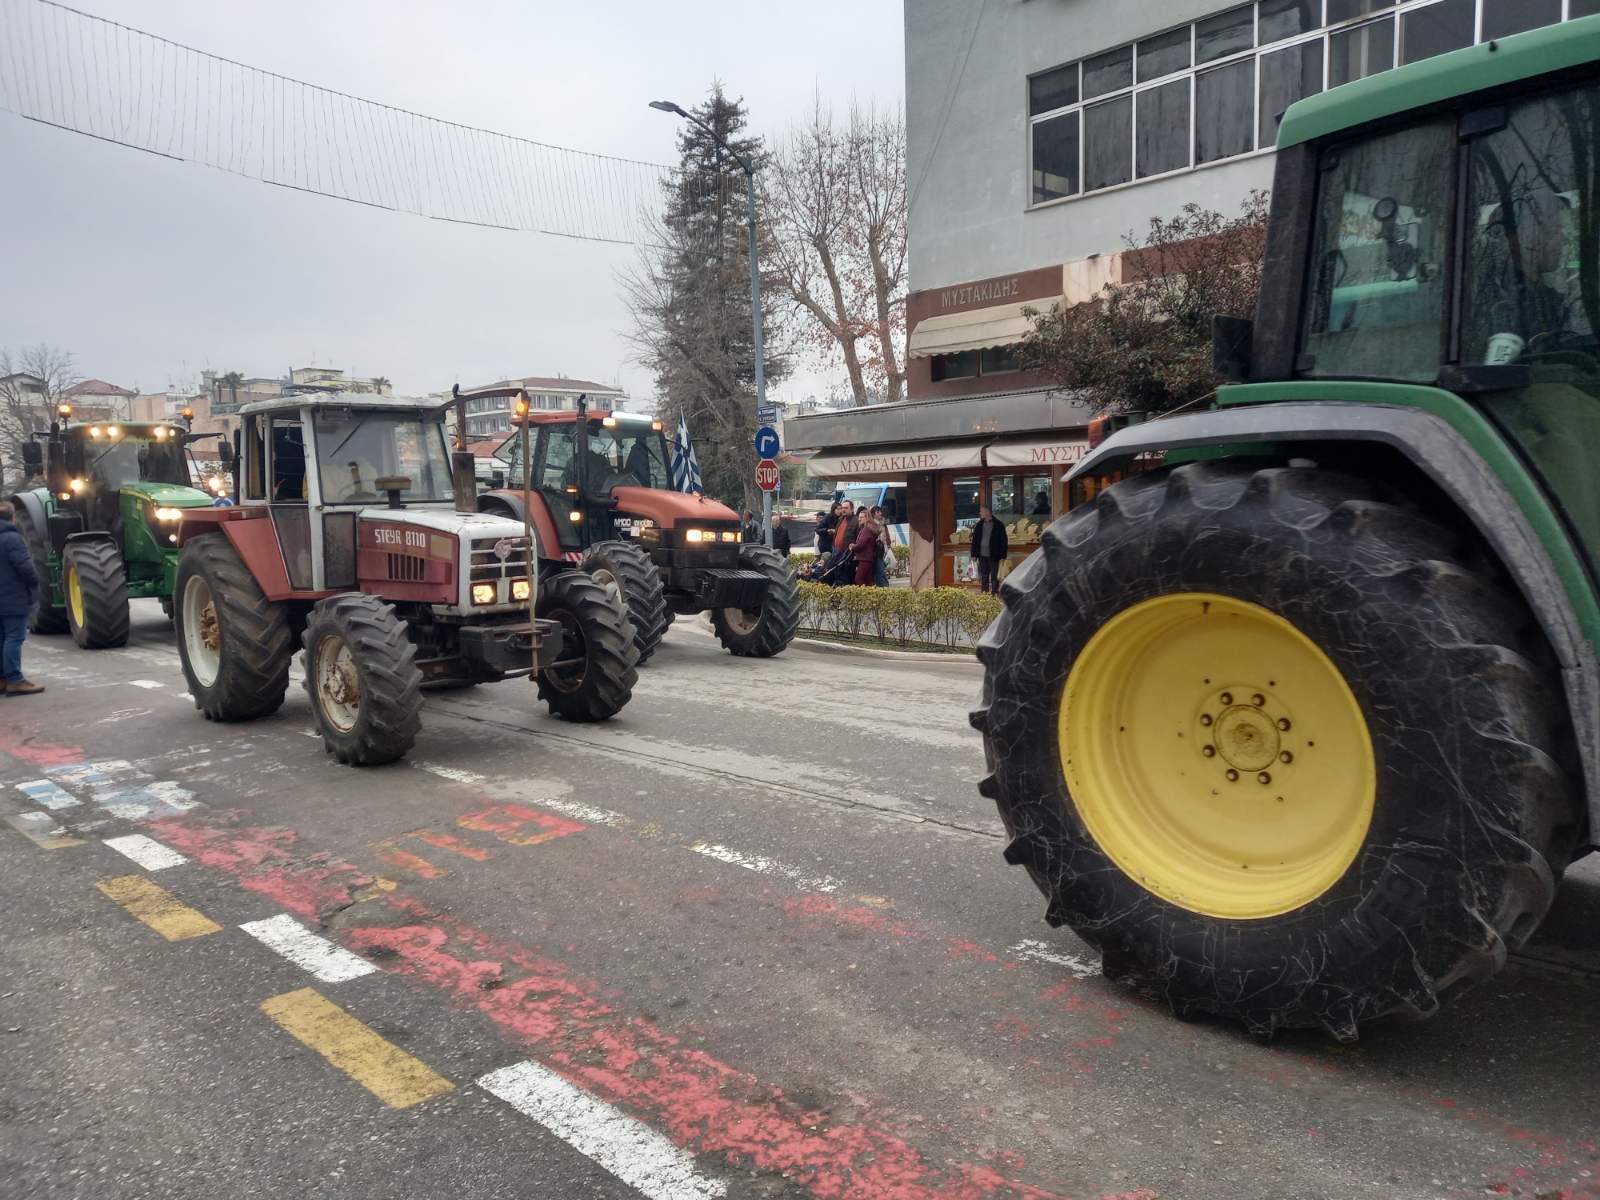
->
xmin=1 ymin=599 xmax=1597 ymax=1200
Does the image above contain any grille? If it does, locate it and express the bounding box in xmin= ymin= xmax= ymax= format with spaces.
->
xmin=388 ymin=553 xmax=426 ymax=582
xmin=470 ymin=535 xmax=532 ymax=582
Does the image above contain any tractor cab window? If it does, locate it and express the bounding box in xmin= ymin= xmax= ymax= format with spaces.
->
xmin=83 ymin=433 xmax=187 ymax=491
xmin=312 ymin=410 xmax=453 ymax=505
xmin=269 ymin=415 xmax=308 ymax=503
xmin=588 ymin=422 xmax=672 ymax=492
xmin=1300 ymin=118 xmax=1456 ymax=382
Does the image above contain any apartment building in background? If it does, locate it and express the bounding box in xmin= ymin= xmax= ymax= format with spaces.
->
xmin=787 ymin=0 xmax=1597 ymax=587
xmin=458 ymin=376 xmax=627 ymax=439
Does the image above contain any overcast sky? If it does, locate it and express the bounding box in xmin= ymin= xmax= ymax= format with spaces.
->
xmin=0 ymin=0 xmax=905 ymax=406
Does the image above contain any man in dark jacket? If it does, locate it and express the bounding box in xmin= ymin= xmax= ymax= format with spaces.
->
xmin=969 ymin=505 xmax=1009 ymax=595
xmin=741 ymin=511 xmax=762 ymax=544
xmin=769 ymin=514 xmax=792 ymax=557
xmin=0 ymin=502 xmax=44 ymax=695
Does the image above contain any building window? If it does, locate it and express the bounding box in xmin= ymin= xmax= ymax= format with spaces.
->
xmin=930 ymin=351 xmax=980 ymax=381
xmin=1026 ymin=0 xmax=1585 ymax=208
xmin=980 ymin=345 xmax=1021 ymax=374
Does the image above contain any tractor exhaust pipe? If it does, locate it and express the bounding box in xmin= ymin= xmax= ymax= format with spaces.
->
xmin=449 ymin=383 xmax=477 ymax=512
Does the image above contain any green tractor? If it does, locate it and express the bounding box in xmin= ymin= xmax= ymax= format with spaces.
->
xmin=975 ymin=18 xmax=1600 ymax=1040
xmin=13 ymin=406 xmax=224 ymax=648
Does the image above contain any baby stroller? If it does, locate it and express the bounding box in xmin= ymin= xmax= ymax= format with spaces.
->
xmin=801 ymin=548 xmax=855 ymax=587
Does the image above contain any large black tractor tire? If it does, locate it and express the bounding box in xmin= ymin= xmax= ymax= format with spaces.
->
xmin=710 ymin=545 xmax=799 ymax=658
xmin=536 ymin=570 xmax=638 ymax=722
xmin=971 ymin=462 xmax=1579 ymax=1042
xmin=62 ymin=539 xmax=130 ymax=649
xmin=16 ymin=509 xmax=67 ymax=634
xmin=302 ymin=594 xmax=423 ymax=766
xmin=582 ymin=539 xmax=667 ymax=665
xmin=174 ymin=533 xmax=294 ymax=721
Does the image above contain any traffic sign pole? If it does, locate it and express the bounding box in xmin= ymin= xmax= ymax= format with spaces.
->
xmin=754 ymin=425 xmax=781 ymax=547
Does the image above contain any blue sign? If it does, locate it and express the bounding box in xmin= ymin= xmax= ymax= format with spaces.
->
xmin=754 ymin=425 xmax=781 ymax=460
xmin=757 ymin=404 xmax=779 ymax=424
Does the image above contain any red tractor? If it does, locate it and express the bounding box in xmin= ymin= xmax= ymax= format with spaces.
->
xmin=172 ymin=393 xmax=636 ymax=766
xmin=467 ymin=388 xmax=799 ymax=664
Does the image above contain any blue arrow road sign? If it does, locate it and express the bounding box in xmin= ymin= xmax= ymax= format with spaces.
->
xmin=755 ymin=426 xmax=781 ymax=460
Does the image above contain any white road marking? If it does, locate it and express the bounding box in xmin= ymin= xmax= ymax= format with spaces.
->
xmin=239 ymin=914 xmax=378 ymax=983
xmin=15 ymin=780 xmax=79 ymax=809
xmin=477 ymin=1060 xmax=726 ymax=1200
xmin=415 ymin=762 xmax=485 ymax=786
xmin=689 ymin=842 xmax=840 ymax=894
xmin=103 ymin=834 xmax=188 ymax=871
xmin=128 ymin=680 xmax=164 ymax=690
xmin=1009 ymin=939 xmax=1102 ymax=978
xmin=537 ymin=797 xmax=623 ymax=827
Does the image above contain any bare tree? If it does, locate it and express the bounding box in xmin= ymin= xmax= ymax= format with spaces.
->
xmin=0 ymin=343 xmax=79 ymax=488
xmin=1020 ymin=193 xmax=1269 ymax=415
xmin=765 ymin=101 xmax=907 ymax=406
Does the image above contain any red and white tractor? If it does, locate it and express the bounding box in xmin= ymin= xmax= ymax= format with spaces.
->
xmin=172 ymin=392 xmax=635 ymax=765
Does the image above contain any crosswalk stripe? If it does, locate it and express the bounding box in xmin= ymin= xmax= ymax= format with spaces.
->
xmin=15 ymin=779 xmax=79 ymax=809
xmin=103 ymin=834 xmax=188 ymax=871
xmin=96 ymin=874 xmax=221 ymax=940
xmin=260 ymin=987 xmax=454 ymax=1109
xmin=478 ymin=1060 xmax=726 ymax=1200
xmin=240 ymin=914 xmax=377 ymax=983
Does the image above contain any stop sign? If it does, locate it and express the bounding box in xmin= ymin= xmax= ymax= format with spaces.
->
xmin=755 ymin=460 xmax=780 ymax=491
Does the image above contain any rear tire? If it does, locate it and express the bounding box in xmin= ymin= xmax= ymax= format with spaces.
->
xmin=175 ymin=533 xmax=293 ymax=721
xmin=710 ymin=545 xmax=799 ymax=657
xmin=972 ymin=462 xmax=1578 ymax=1041
xmin=16 ymin=508 xmax=67 ymax=634
xmin=536 ymin=571 xmax=637 ymax=721
xmin=303 ymin=594 xmax=422 ymax=766
xmin=583 ymin=539 xmax=667 ymax=665
xmin=63 ymin=539 xmax=130 ymax=649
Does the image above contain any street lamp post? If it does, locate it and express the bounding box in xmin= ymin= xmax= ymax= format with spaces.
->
xmin=650 ymin=99 xmax=772 ymax=549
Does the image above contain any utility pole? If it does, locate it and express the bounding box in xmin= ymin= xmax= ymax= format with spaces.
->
xmin=649 ymin=98 xmax=772 ymax=548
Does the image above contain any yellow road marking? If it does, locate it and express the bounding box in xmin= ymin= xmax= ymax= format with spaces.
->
xmin=260 ymin=987 xmax=455 ymax=1109
xmin=95 ymin=874 xmax=221 ymax=940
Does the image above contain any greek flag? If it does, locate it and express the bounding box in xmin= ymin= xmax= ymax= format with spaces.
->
xmin=670 ymin=415 xmax=704 ymax=495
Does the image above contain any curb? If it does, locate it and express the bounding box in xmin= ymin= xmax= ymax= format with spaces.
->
xmin=669 ymin=616 xmax=981 ymax=667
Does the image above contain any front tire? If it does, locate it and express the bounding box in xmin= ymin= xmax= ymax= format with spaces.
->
xmin=303 ymin=594 xmax=422 ymax=766
xmin=972 ymin=462 xmax=1578 ymax=1041
xmin=710 ymin=545 xmax=799 ymax=658
xmin=536 ymin=571 xmax=637 ymax=721
xmin=63 ymin=539 xmax=130 ymax=649
xmin=16 ymin=508 xmax=67 ymax=634
xmin=175 ymin=534 xmax=293 ymax=721
xmin=583 ymin=539 xmax=667 ymax=665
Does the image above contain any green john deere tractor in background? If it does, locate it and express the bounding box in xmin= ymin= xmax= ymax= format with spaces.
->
xmin=975 ymin=18 xmax=1600 ymax=1040
xmin=13 ymin=406 xmax=223 ymax=648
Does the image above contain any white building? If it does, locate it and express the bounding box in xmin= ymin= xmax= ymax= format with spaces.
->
xmin=459 ymin=376 xmax=627 ymax=439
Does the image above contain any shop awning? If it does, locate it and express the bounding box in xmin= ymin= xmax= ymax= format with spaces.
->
xmin=805 ymin=440 xmax=989 ymax=479
xmin=907 ymin=300 xmax=1056 ymax=359
xmin=985 ymin=434 xmax=1090 ymax=469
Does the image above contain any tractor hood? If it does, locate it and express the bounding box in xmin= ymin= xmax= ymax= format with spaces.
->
xmin=610 ymin=486 xmax=739 ymax=529
xmin=121 ymin=481 xmax=213 ymax=508
xmin=357 ymin=507 xmax=525 ymax=539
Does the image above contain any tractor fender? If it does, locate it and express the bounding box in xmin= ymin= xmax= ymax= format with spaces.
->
xmin=1071 ymin=400 xmax=1600 ymax=841
xmin=9 ymin=490 xmax=50 ymax=538
xmin=478 ymin=490 xmax=560 ymax=565
xmin=64 ymin=530 xmax=117 ymax=547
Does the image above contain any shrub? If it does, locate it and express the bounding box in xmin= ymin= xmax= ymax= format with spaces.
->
xmin=791 ymin=581 xmax=998 ymax=652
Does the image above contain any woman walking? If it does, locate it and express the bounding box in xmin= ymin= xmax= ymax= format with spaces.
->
xmin=870 ymin=506 xmax=895 ymax=587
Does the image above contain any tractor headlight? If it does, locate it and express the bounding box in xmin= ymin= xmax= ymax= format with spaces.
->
xmin=153 ymin=426 xmax=168 ymax=441
xmin=510 ymin=579 xmax=531 ymax=601
xmin=719 ymin=530 xmax=738 ymax=542
xmin=153 ymin=507 xmax=185 ymax=521
xmin=68 ymin=477 xmax=85 ymax=494
xmin=471 ymin=583 xmax=497 ymax=606
xmin=684 ymin=528 xmax=706 ymax=543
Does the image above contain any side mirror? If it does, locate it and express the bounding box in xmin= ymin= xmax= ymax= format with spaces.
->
xmin=21 ymin=441 xmax=42 ymax=469
xmin=218 ymin=439 xmax=235 ymax=466
xmin=1213 ymin=315 xmax=1253 ymax=383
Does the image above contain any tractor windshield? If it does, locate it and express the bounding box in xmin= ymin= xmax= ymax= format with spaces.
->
xmin=498 ymin=420 xmax=672 ymax=493
xmin=311 ymin=411 xmax=454 ymax=505
xmin=1300 ymin=118 xmax=1456 ymax=382
xmin=84 ymin=433 xmax=189 ymax=489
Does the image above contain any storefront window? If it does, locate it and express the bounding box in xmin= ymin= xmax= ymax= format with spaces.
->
xmin=953 ymin=477 xmax=984 ymax=528
xmin=990 ymin=476 xmax=1019 ymax=516
xmin=1020 ymin=474 xmax=1053 ymax=519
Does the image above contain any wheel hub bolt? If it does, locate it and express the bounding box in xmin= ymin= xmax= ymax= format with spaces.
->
xmin=1277 ymin=718 xmax=1292 ymax=731
xmin=1257 ymin=772 xmax=1272 ymax=785
xmin=1251 ymin=693 xmax=1266 ymax=707
xmin=1279 ymin=751 xmax=1293 ymax=764
xmin=1200 ymin=714 xmax=1214 ymax=726
xmin=1202 ymin=745 xmax=1216 ymax=757
xmin=1225 ymin=768 xmax=1239 ymax=782
xmin=1220 ymin=692 xmax=1233 ymax=706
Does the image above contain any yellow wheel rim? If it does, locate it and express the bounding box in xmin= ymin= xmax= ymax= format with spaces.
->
xmin=1061 ymin=592 xmax=1375 ymax=920
xmin=67 ymin=565 xmax=84 ymax=628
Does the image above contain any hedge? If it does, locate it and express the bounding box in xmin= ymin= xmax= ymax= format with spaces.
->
xmin=795 ymin=581 xmax=1001 ymax=650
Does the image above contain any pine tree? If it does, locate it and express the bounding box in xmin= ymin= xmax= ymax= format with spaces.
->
xmin=624 ymin=85 xmax=786 ymax=509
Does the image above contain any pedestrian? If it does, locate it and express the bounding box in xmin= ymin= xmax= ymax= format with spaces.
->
xmin=832 ymin=500 xmax=856 ymax=555
xmin=1030 ymin=491 xmax=1051 ymax=517
xmin=851 ymin=505 xmax=882 ymax=586
xmin=769 ymin=513 xmax=791 ymax=557
xmin=741 ymin=510 xmax=762 ymax=544
xmin=815 ymin=501 xmax=840 ymax=554
xmin=0 ymin=501 xmax=44 ymax=696
xmin=870 ymin=505 xmax=894 ymax=587
xmin=969 ymin=505 xmax=1009 ymax=595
